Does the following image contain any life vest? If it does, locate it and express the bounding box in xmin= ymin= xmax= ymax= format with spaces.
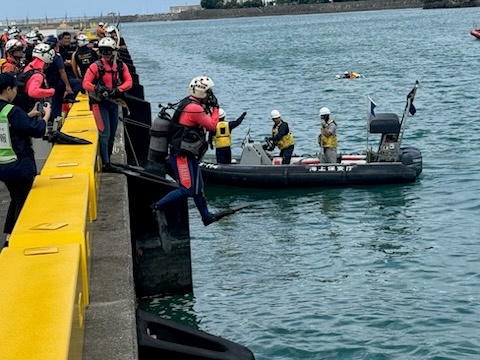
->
xmin=0 ymin=104 xmax=17 ymax=164
xmin=88 ymin=59 xmax=124 ymax=104
xmin=272 ymin=122 xmax=294 ymax=150
xmin=12 ymin=69 xmax=43 ymax=112
xmin=214 ymin=121 xmax=231 ymax=148
xmin=320 ymin=119 xmax=338 ymax=148
xmin=169 ymin=97 xmax=208 ymax=160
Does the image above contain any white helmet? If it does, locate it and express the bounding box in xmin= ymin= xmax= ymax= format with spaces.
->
xmin=188 ymin=76 xmax=214 ymax=99
xmin=25 ymin=31 xmax=39 ymax=45
xmin=32 ymin=43 xmax=56 ymax=64
xmin=319 ymin=107 xmax=331 ymax=117
xmin=5 ymin=39 xmax=23 ymax=53
xmin=105 ymin=25 xmax=117 ymax=34
xmin=77 ymin=34 xmax=90 ymax=47
xmin=98 ymin=22 xmax=104 ymax=26
xmin=98 ymin=37 xmax=116 ymax=50
xmin=219 ymin=108 xmax=226 ymax=119
xmin=7 ymin=27 xmax=20 ymax=40
xmin=271 ymin=110 xmax=281 ymax=119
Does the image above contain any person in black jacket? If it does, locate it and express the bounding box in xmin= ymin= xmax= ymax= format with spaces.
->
xmin=0 ymin=72 xmax=51 ymax=249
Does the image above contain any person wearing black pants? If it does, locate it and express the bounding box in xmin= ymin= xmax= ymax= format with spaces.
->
xmin=0 ymin=72 xmax=51 ymax=249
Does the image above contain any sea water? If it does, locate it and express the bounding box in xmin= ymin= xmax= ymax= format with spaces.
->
xmin=123 ymin=8 xmax=480 ymax=359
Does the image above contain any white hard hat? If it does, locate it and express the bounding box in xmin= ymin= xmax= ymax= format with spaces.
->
xmin=344 ymin=71 xmax=349 ymax=75
xmin=319 ymin=107 xmax=331 ymax=117
xmin=219 ymin=108 xmax=226 ymax=119
xmin=98 ymin=37 xmax=116 ymax=50
xmin=77 ymin=34 xmax=90 ymax=47
xmin=5 ymin=39 xmax=23 ymax=52
xmin=32 ymin=43 xmax=56 ymax=64
xmin=98 ymin=22 xmax=104 ymax=26
xmin=271 ymin=110 xmax=281 ymax=119
xmin=188 ymin=76 xmax=214 ymax=99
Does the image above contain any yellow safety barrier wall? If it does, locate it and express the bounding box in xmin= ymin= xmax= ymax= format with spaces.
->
xmin=0 ymin=244 xmax=84 ymax=360
xmin=0 ymin=94 xmax=100 ymax=359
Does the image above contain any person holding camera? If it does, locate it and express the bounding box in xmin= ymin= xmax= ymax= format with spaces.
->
xmin=152 ymin=75 xmax=220 ymax=228
xmin=265 ymin=109 xmax=295 ymax=165
xmin=318 ymin=107 xmax=337 ymax=163
xmin=0 ymin=72 xmax=52 ymax=249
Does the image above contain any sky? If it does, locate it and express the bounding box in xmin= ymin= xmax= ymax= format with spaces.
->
xmin=3 ymin=1 xmax=200 ymax=21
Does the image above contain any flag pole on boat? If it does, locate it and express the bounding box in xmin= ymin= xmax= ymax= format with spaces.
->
xmin=397 ymin=80 xmax=419 ymax=146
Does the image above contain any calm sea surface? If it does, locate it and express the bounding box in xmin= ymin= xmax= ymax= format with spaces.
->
xmin=123 ymin=8 xmax=480 ymax=359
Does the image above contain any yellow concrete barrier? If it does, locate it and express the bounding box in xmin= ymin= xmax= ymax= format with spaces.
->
xmin=9 ymin=173 xmax=91 ymax=306
xmin=0 ymin=244 xmax=84 ymax=360
xmin=41 ymin=120 xmax=99 ymax=221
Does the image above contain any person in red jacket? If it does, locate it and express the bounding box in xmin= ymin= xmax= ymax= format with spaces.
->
xmin=14 ymin=43 xmax=55 ymax=113
xmin=152 ymin=76 xmax=220 ymax=230
xmin=82 ymin=37 xmax=133 ymax=171
xmin=1 ymin=39 xmax=24 ymax=74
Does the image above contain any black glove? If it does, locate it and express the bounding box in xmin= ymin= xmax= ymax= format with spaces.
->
xmin=238 ymin=111 xmax=247 ymax=122
xmin=94 ymin=84 xmax=109 ymax=100
xmin=108 ymin=88 xmax=121 ymax=99
xmin=209 ymin=94 xmax=219 ymax=108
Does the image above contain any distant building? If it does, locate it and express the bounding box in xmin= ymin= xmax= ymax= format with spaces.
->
xmin=170 ymin=5 xmax=202 ymax=13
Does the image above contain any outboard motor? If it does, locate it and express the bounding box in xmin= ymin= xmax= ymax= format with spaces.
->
xmin=400 ymin=146 xmax=422 ymax=176
xmin=147 ymin=105 xmax=172 ymax=177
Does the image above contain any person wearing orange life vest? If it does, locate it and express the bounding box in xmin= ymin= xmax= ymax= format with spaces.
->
xmin=318 ymin=106 xmax=338 ymax=163
xmin=265 ymin=109 xmax=295 ymax=164
xmin=1 ymin=39 xmax=25 ymax=74
xmin=152 ymin=76 xmax=220 ymax=227
xmin=208 ymin=108 xmax=246 ymax=164
xmin=82 ymin=37 xmax=133 ymax=172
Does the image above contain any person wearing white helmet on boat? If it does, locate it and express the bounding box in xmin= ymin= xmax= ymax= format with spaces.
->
xmin=71 ymin=34 xmax=98 ymax=79
xmin=208 ymin=107 xmax=247 ymax=164
xmin=152 ymin=75 xmax=220 ymax=229
xmin=265 ymin=109 xmax=295 ymax=164
xmin=318 ymin=106 xmax=338 ymax=163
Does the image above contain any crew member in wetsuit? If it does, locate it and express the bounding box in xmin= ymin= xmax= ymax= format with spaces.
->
xmin=82 ymin=36 xmax=133 ymax=172
xmin=265 ymin=109 xmax=295 ymax=165
xmin=153 ymin=75 xmax=219 ymax=226
xmin=208 ymin=108 xmax=246 ymax=164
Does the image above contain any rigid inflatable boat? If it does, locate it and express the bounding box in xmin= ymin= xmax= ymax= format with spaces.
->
xmin=199 ymin=82 xmax=422 ymax=189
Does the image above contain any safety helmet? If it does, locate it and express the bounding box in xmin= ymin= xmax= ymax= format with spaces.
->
xmin=7 ymin=27 xmax=20 ymax=39
xmin=98 ymin=37 xmax=116 ymax=50
xmin=188 ymin=76 xmax=214 ymax=99
xmin=5 ymin=39 xmax=23 ymax=53
xmin=219 ymin=108 xmax=226 ymax=119
xmin=32 ymin=43 xmax=56 ymax=64
xmin=105 ymin=25 xmax=117 ymax=34
xmin=77 ymin=34 xmax=90 ymax=47
xmin=25 ymin=31 xmax=39 ymax=45
xmin=271 ymin=110 xmax=281 ymax=119
xmin=98 ymin=22 xmax=104 ymax=26
xmin=344 ymin=71 xmax=349 ymax=75
xmin=319 ymin=107 xmax=331 ymax=117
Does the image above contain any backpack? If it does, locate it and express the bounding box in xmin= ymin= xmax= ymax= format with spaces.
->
xmin=13 ymin=69 xmax=41 ymax=112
